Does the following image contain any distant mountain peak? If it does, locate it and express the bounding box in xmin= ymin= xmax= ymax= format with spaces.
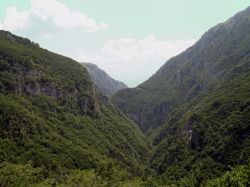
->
xmin=81 ymin=62 xmax=128 ymax=97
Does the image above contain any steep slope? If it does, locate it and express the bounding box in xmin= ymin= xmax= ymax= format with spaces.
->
xmin=113 ymin=6 xmax=250 ymax=184
xmin=151 ymin=74 xmax=250 ymax=184
xmin=0 ymin=31 xmax=149 ymax=180
xmin=113 ymin=6 xmax=250 ymax=132
xmin=82 ymin=63 xmax=127 ymax=97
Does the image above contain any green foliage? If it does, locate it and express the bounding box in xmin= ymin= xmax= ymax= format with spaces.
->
xmin=0 ymin=84 xmax=148 ymax=175
xmin=1 ymin=7 xmax=250 ymax=186
xmin=0 ymin=162 xmax=43 ymax=187
xmin=0 ymin=160 xmax=158 ymax=187
xmin=59 ymin=169 xmax=102 ymax=187
xmin=113 ymin=7 xmax=250 ymax=186
xmin=113 ymin=6 xmax=250 ymax=132
xmin=96 ymin=160 xmax=128 ymax=185
xmin=177 ymin=174 xmax=198 ymax=187
xmin=150 ymin=75 xmax=250 ymax=184
xmin=0 ymin=30 xmax=149 ymax=186
xmin=205 ymin=163 xmax=250 ymax=187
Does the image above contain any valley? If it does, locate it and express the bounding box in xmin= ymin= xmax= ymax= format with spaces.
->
xmin=0 ymin=6 xmax=250 ymax=187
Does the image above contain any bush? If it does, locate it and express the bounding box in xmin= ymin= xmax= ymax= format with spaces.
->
xmin=0 ymin=162 xmax=43 ymax=187
xmin=205 ymin=164 xmax=250 ymax=187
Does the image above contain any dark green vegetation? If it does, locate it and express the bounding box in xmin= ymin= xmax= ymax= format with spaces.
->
xmin=1 ymin=6 xmax=250 ymax=187
xmin=113 ymin=6 xmax=250 ymax=186
xmin=0 ymin=31 xmax=151 ymax=186
xmin=82 ymin=63 xmax=127 ymax=97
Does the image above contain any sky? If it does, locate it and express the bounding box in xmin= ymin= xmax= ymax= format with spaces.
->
xmin=0 ymin=0 xmax=249 ymax=87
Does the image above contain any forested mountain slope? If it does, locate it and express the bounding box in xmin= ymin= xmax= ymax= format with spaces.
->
xmin=82 ymin=63 xmax=127 ymax=97
xmin=151 ymin=72 xmax=250 ymax=184
xmin=0 ymin=6 xmax=250 ymax=186
xmin=0 ymin=30 xmax=149 ymax=186
xmin=113 ymin=6 xmax=250 ymax=132
xmin=113 ymin=6 xmax=250 ymax=185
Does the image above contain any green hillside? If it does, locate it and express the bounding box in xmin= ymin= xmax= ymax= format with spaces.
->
xmin=150 ymin=73 xmax=250 ymax=185
xmin=0 ymin=31 xmax=150 ymax=186
xmin=1 ymin=6 xmax=250 ymax=187
xmin=113 ymin=7 xmax=250 ymax=132
xmin=113 ymin=6 xmax=250 ymax=185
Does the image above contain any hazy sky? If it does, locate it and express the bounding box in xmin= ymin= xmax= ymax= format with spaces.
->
xmin=0 ymin=0 xmax=249 ymax=87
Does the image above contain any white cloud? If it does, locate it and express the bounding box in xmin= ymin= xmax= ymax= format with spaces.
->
xmin=0 ymin=1 xmax=195 ymax=87
xmin=2 ymin=7 xmax=30 ymax=31
xmin=74 ymin=35 xmax=196 ymax=87
xmin=0 ymin=0 xmax=108 ymax=33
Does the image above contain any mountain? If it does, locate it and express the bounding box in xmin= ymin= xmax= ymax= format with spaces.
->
xmin=113 ymin=6 xmax=250 ymax=132
xmin=1 ymin=6 xmax=250 ymax=186
xmin=82 ymin=63 xmax=127 ymax=97
xmin=113 ymin=6 xmax=250 ymax=184
xmin=0 ymin=31 xmax=149 ymax=186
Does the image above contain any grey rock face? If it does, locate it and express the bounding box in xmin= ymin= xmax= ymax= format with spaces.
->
xmin=82 ymin=63 xmax=128 ymax=97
